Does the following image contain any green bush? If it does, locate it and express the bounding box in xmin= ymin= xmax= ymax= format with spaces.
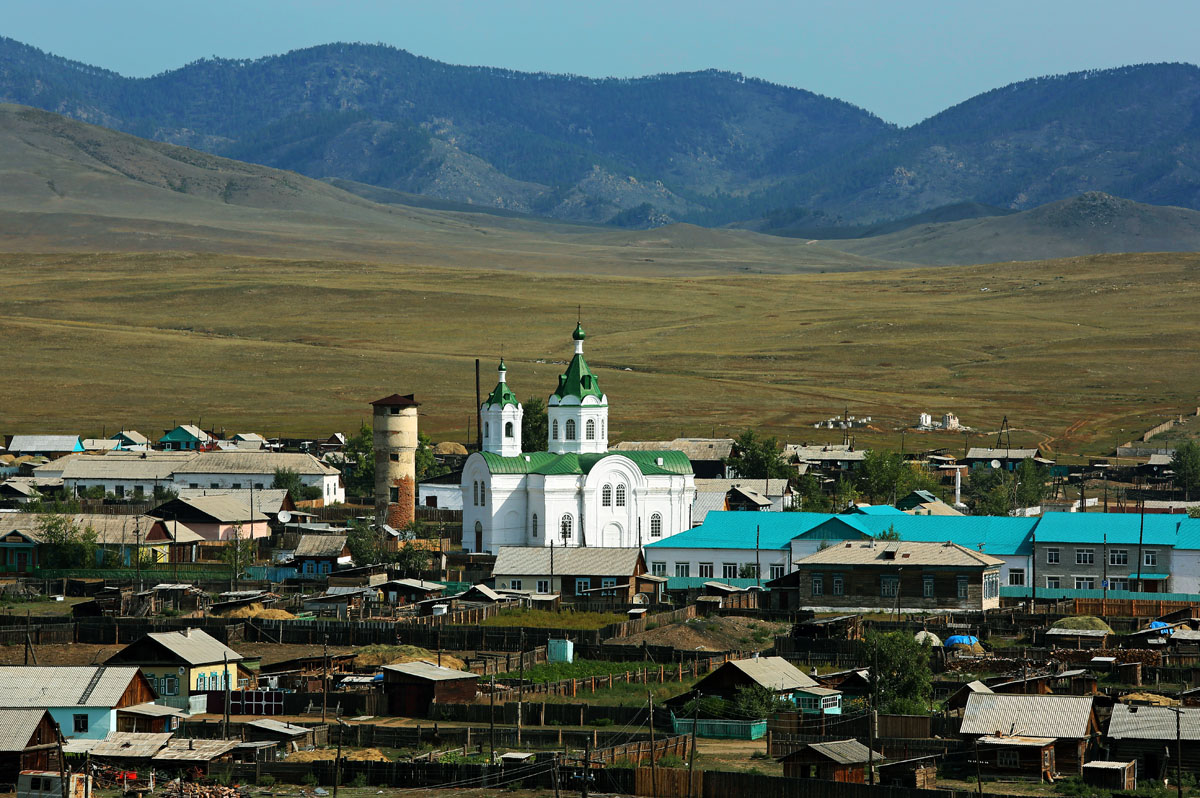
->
xmin=348 ymin=774 xmax=368 ymax=788
xmin=300 ymin=773 xmax=318 ymax=786
xmin=257 ymin=774 xmax=275 ymax=787
xmin=590 ymin=717 xmax=613 ymax=727
xmin=658 ymin=755 xmax=686 ymax=769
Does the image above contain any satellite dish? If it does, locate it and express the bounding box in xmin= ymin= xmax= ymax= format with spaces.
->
xmin=277 ymin=511 xmax=293 ymax=524
xmin=990 ymin=459 xmax=1002 ymax=470
xmin=632 ymin=593 xmax=649 ymax=605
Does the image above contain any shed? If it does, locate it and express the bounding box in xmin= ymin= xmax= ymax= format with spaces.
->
xmin=115 ymin=703 xmax=184 ymax=734
xmin=244 ymin=719 xmax=316 ymax=751
xmin=685 ymin=657 xmax=817 ymax=704
xmin=151 ymin=739 xmax=238 ymax=774
xmin=974 ymin=735 xmax=1056 ymax=782
xmin=1082 ymin=761 xmax=1137 ymax=791
xmin=0 ymin=709 xmax=60 ymax=785
xmin=381 ymin=662 xmax=479 ymax=717
xmin=778 ymin=739 xmax=883 ymax=783
xmin=1106 ymin=704 xmax=1200 ymax=778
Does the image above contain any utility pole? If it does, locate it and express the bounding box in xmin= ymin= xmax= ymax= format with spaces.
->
xmin=687 ymin=691 xmax=699 ymax=798
xmin=475 ymin=359 xmax=482 ymax=450
xmin=222 ymin=652 xmax=231 ymax=739
xmin=1170 ymin=703 xmax=1183 ymax=798
xmin=551 ymin=753 xmax=561 ymax=798
xmin=648 ymin=692 xmax=658 ymax=798
xmin=489 ymin=675 xmax=496 ymax=764
xmin=518 ymin=629 xmax=525 ymax=743
xmin=581 ymin=736 xmax=590 ymax=798
xmin=322 ymin=635 xmax=329 ymax=722
xmin=755 ymin=525 xmax=761 ymax=588
xmin=869 ymin=646 xmax=878 ymax=786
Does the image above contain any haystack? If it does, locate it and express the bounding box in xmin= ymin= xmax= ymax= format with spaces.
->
xmin=1050 ymin=616 xmax=1114 ymax=634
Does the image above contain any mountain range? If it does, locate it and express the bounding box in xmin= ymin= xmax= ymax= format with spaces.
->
xmin=4 ymin=37 xmax=1200 ymax=228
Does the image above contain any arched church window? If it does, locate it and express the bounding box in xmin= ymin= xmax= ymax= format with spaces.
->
xmin=560 ymin=514 xmax=573 ymax=540
xmin=480 ymin=484 xmax=486 ymax=506
xmin=602 ymin=484 xmax=612 ymax=507
xmin=505 ymin=421 xmax=514 ymax=438
xmin=565 ymin=419 xmax=577 ymax=440
xmin=601 ymin=420 xmax=606 ymax=439
xmin=615 ymin=484 xmax=626 ymax=507
xmin=650 ymin=513 xmax=662 ymax=537
xmin=473 ymin=481 xmax=479 ymax=506
xmin=531 ymin=514 xmax=538 ymax=538
xmin=586 ymin=419 xmax=596 ymax=440
xmin=552 ymin=420 xmax=559 ymax=439
xmin=484 ymin=421 xmax=490 ymax=439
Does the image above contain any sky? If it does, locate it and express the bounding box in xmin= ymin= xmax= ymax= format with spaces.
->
xmin=6 ymin=0 xmax=1199 ymax=126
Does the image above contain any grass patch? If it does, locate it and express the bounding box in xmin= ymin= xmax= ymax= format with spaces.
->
xmin=498 ymin=658 xmax=654 ymax=681
xmin=1050 ymin=615 xmax=1114 ymax=632
xmin=481 ymin=609 xmax=628 ymax=630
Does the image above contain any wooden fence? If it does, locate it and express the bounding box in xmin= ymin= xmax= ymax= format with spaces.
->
xmin=491 ymin=657 xmax=733 ymax=698
xmin=574 ymin=734 xmax=691 ymax=767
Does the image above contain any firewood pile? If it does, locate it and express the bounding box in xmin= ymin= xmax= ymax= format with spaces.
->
xmin=177 ymin=783 xmax=251 ymax=798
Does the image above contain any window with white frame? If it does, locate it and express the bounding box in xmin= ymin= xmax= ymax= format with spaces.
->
xmin=602 ymin=484 xmax=612 ymax=507
xmin=1046 ymin=548 xmax=1060 ymax=564
xmin=560 ymin=514 xmax=573 ymax=540
xmin=957 ymin=576 xmax=969 ymax=599
xmin=812 ymin=575 xmax=824 ymax=596
xmin=505 ymin=421 xmax=514 ymax=438
xmin=723 ymin=563 xmax=737 ymax=579
xmin=615 ymin=484 xmax=626 ymax=506
xmin=537 ymin=579 xmax=550 ymax=593
xmin=651 ymin=562 xmax=666 ymax=577
xmin=1075 ymin=577 xmax=1095 ymax=590
xmin=923 ymin=576 xmax=935 ymax=598
xmin=769 ymin=564 xmax=785 ymax=580
xmin=565 ymin=419 xmax=577 ymax=440
xmin=552 ymin=420 xmax=559 ymax=439
xmin=650 ymin=513 xmax=662 ymax=537
xmin=881 ymin=576 xmax=899 ymax=597
xmin=586 ymin=419 xmax=596 ymax=440
xmin=1109 ymin=578 xmax=1129 ymax=591
xmin=1076 ymin=548 xmax=1094 ymax=565
xmin=1144 ymin=550 xmax=1158 ymax=567
xmin=1110 ymin=549 xmax=1128 ymax=566
xmin=1046 ymin=576 xmax=1061 ymax=589
xmin=699 ymin=563 xmax=714 ymax=578
xmin=601 ymin=577 xmax=617 ymax=596
xmin=832 ymin=574 xmax=844 ymax=595
xmin=675 ymin=563 xmax=690 ymax=577
xmin=984 ymin=572 xmax=999 ymax=598
xmin=1009 ymin=569 xmax=1026 ymax=586
xmin=575 ymin=578 xmax=590 ymax=594
xmin=510 ymin=579 xmax=523 ymax=591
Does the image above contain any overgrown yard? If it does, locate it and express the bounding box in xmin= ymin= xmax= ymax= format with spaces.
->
xmin=480 ymin=609 xmax=627 ymax=630
xmin=611 ymin=615 xmax=789 ymax=651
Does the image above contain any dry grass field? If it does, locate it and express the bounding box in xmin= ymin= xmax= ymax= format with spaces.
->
xmin=2 ymin=249 xmax=1197 ymax=458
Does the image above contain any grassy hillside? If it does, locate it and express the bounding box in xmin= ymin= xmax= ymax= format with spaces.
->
xmin=0 ymin=249 xmax=1195 ymax=459
xmin=824 ymin=193 xmax=1200 ymax=265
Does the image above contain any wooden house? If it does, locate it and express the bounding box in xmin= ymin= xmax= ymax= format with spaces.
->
xmin=492 ymin=546 xmax=660 ymax=603
xmin=381 ymin=661 xmax=479 ymax=717
xmin=778 ymin=739 xmax=883 ymax=783
xmin=0 ymin=710 xmax=60 ymax=785
xmin=0 ymin=666 xmax=155 ymax=740
xmin=105 ymin=628 xmax=244 ymax=710
xmin=974 ymin=735 xmax=1056 ymax=782
xmin=959 ymin=693 xmax=1098 ymax=775
xmin=115 ymin=703 xmax=183 ymax=733
xmin=293 ymin=535 xmax=350 ymax=575
xmin=380 ymin=578 xmax=445 ymax=606
xmin=684 ymin=657 xmax=818 ymax=705
xmin=1106 ymin=704 xmax=1200 ymax=779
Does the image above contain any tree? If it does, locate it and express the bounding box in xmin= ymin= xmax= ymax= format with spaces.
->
xmin=725 ymin=430 xmax=791 ymax=480
xmin=1172 ymin=441 xmax=1200 ymax=500
xmin=341 ymin=422 xmax=374 ymax=499
xmin=864 ymin=631 xmax=932 ymax=715
xmin=792 ymin=472 xmax=830 ymax=512
xmin=522 ymin=396 xmax=548 ymax=452
xmin=221 ymin=523 xmax=258 ymax=589
xmin=967 ymin=467 xmax=1014 ymax=516
xmin=37 ymin=515 xmax=98 ymax=569
xmin=858 ymin=450 xmax=941 ymax=505
xmin=1013 ymin=458 xmax=1050 ymax=508
xmin=346 ymin=518 xmax=384 ymax=566
xmin=271 ymin=468 xmax=321 ymax=501
xmin=731 ymin=684 xmax=791 ymax=719
xmin=415 ymin=432 xmax=448 ymax=481
xmin=1188 ymin=506 xmax=1200 ymax=519
xmin=875 ymin=524 xmax=900 ymax=541
xmin=831 ymin=477 xmax=859 ymax=512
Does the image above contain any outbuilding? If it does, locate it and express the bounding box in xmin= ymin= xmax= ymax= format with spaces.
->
xmin=778 ymin=739 xmax=883 ymax=783
xmin=382 ymin=661 xmax=479 ymax=717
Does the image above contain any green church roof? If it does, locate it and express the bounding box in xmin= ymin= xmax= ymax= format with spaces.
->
xmin=551 ymin=352 xmax=604 ymax=403
xmin=483 ymin=361 xmax=519 ymax=408
xmin=479 ymin=450 xmax=692 ymax=477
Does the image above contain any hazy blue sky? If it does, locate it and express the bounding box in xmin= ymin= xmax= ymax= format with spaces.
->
xmin=7 ymin=1 xmax=1198 ymax=126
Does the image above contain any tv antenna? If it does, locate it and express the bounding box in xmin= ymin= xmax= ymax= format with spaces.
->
xmin=995 ymin=416 xmax=1012 ymax=453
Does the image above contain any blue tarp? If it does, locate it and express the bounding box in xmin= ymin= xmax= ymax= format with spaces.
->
xmin=944 ymin=635 xmax=980 ymax=648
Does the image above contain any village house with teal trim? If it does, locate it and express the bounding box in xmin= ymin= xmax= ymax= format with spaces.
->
xmin=461 ymin=324 xmax=696 ymax=553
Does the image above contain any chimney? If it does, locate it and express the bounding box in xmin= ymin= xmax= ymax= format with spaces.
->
xmin=184 ymin=628 xmax=192 ymax=638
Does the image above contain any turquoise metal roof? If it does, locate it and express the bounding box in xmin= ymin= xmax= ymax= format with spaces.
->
xmin=664 ymin=577 xmax=762 ymax=591
xmin=479 ymin=449 xmax=691 ymax=477
xmin=1175 ymin=518 xmax=1200 ymax=550
xmin=1033 ymin=512 xmax=1181 ymax=546
xmin=646 ymin=512 xmax=833 ymax=550
xmin=1001 ymin=586 xmax=1200 ymax=601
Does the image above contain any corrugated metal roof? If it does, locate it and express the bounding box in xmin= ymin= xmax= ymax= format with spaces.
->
xmin=246 ymin=718 xmax=309 ymax=736
xmin=116 ymin=431 xmax=150 ymax=445
xmin=614 ymin=438 xmax=735 ymax=460
xmin=173 ymin=452 xmax=337 ymax=476
xmin=478 ymin=450 xmax=692 ymax=477
xmin=796 ymin=540 xmax=1004 ymax=568
xmin=846 ymin=505 xmax=907 ymax=516
xmin=647 ymin=512 xmax=831 ymax=551
xmin=694 ymin=479 xmax=790 ymax=496
xmin=0 ymin=666 xmax=143 ymax=708
xmin=706 ymin=657 xmax=817 ymax=692
xmin=965 ymin=448 xmax=1042 ymax=460
xmin=1034 ymin=512 xmax=1180 ymax=546
xmin=176 ymin=488 xmax=290 ymax=514
xmin=81 ymin=439 xmax=121 ymax=451
xmin=159 ymin=495 xmax=257 ymax=523
xmin=6 ymin=435 xmax=82 ymax=453
xmin=143 ymin=629 xmax=243 ymax=665
xmin=294 ymin=535 xmax=347 ymax=557
xmin=57 ymin=452 xmax=191 ymax=481
xmin=89 ymin=732 xmax=174 ymax=758
xmin=1107 ymin=704 xmax=1200 ymax=740
xmin=0 ymin=709 xmax=49 ymax=751
xmin=381 ymin=661 xmax=479 ymax=681
xmin=976 ymin=735 xmax=1056 ymax=747
xmin=120 ymin=703 xmax=184 ymax=718
xmin=801 ymin=739 xmax=883 ymax=765
xmin=493 ymin=546 xmax=643 ymax=577
xmin=960 ymin=694 xmax=1094 ymax=738
xmin=690 ymin=491 xmax=728 ymax=525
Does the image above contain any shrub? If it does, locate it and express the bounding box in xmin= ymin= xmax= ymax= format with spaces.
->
xmin=257 ymin=774 xmax=275 ymax=787
xmin=590 ymin=717 xmax=613 ymax=727
xmin=348 ymin=774 xmax=368 ymax=788
xmin=300 ymin=773 xmax=318 ymax=786
xmin=658 ymin=755 xmax=686 ymax=769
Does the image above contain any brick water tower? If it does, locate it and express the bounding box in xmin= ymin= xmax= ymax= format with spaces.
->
xmin=371 ymin=393 xmax=419 ymax=528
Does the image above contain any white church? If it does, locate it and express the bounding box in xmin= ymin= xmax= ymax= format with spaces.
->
xmin=460 ymin=324 xmax=696 ymax=554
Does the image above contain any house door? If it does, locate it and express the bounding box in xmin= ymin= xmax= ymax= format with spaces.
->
xmin=15 ymin=552 xmax=29 ymax=571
